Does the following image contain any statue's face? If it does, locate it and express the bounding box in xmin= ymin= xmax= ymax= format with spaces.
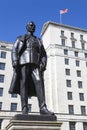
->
xmin=26 ymin=22 xmax=36 ymax=33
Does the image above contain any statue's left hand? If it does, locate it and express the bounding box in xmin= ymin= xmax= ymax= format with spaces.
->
xmin=12 ymin=60 xmax=19 ymax=68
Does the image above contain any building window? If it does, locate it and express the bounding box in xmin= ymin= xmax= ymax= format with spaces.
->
xmin=65 ymin=58 xmax=69 ymax=65
xmin=11 ymin=103 xmax=17 ymax=111
xmin=1 ymin=45 xmax=6 ymax=48
xmin=86 ymin=62 xmax=87 ymax=67
xmin=66 ymin=80 xmax=71 ymax=87
xmin=85 ymin=53 xmax=87 ymax=58
xmin=78 ymin=81 xmax=83 ymax=88
xmin=61 ymin=30 xmax=64 ymax=36
xmin=11 ymin=94 xmax=17 ymax=98
xmin=28 ymin=104 xmax=32 ymax=112
xmin=80 ymin=35 xmax=83 ymax=40
xmin=0 ymin=102 xmax=2 ymax=110
xmin=75 ymin=60 xmax=80 ymax=67
xmin=69 ymin=122 xmax=76 ymax=130
xmin=65 ymin=69 xmax=70 ymax=76
xmin=67 ymin=92 xmax=73 ymax=100
xmin=71 ymin=33 xmax=74 ymax=38
xmin=83 ymin=122 xmax=87 ymax=130
xmin=74 ymin=51 xmax=78 ymax=57
xmin=72 ymin=41 xmax=75 ymax=48
xmin=61 ymin=39 xmax=65 ymax=46
xmin=0 ymin=51 xmax=6 ymax=59
xmin=81 ymin=43 xmax=85 ymax=50
xmin=0 ymin=119 xmax=2 ymax=129
xmin=0 ymin=75 xmax=4 ymax=82
xmin=77 ymin=70 xmax=81 ymax=77
xmin=81 ymin=106 xmax=86 ymax=115
xmin=0 ymin=88 xmax=3 ymax=96
xmin=68 ymin=105 xmax=74 ymax=114
xmin=64 ymin=49 xmax=68 ymax=55
xmin=79 ymin=93 xmax=84 ymax=101
xmin=0 ymin=63 xmax=5 ymax=70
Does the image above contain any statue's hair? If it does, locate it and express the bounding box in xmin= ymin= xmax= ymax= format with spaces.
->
xmin=26 ymin=21 xmax=35 ymax=31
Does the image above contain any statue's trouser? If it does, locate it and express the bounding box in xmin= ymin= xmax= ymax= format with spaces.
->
xmin=20 ymin=64 xmax=45 ymax=112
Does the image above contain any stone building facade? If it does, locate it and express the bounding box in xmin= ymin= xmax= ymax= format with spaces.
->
xmin=0 ymin=22 xmax=87 ymax=130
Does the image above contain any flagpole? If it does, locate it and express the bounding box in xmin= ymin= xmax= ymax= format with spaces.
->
xmin=60 ymin=13 xmax=62 ymax=23
xmin=60 ymin=13 xmax=62 ymax=24
xmin=59 ymin=9 xmax=68 ymax=24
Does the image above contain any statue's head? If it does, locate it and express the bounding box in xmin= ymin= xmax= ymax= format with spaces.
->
xmin=26 ymin=21 xmax=36 ymax=33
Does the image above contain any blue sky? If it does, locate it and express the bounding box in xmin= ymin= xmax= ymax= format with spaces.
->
xmin=0 ymin=0 xmax=87 ymax=43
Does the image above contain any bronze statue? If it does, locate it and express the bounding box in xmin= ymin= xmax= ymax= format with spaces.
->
xmin=9 ymin=21 xmax=54 ymax=115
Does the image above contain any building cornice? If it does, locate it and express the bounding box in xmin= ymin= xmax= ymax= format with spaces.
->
xmin=46 ymin=43 xmax=87 ymax=53
xmin=0 ymin=41 xmax=13 ymax=51
xmin=41 ymin=21 xmax=87 ymax=36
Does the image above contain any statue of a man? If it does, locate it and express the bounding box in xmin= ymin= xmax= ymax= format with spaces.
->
xmin=9 ymin=21 xmax=54 ymax=115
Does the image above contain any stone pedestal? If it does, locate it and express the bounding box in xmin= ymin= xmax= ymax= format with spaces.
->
xmin=5 ymin=114 xmax=62 ymax=130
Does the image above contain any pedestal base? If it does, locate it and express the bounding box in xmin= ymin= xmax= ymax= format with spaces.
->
xmin=5 ymin=114 xmax=62 ymax=130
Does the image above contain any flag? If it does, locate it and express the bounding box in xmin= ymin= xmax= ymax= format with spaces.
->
xmin=60 ymin=9 xmax=68 ymax=14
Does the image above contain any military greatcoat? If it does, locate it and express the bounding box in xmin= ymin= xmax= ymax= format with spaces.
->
xmin=9 ymin=34 xmax=47 ymax=96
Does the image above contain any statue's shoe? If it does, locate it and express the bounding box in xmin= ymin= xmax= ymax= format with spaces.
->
xmin=40 ymin=106 xmax=54 ymax=115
